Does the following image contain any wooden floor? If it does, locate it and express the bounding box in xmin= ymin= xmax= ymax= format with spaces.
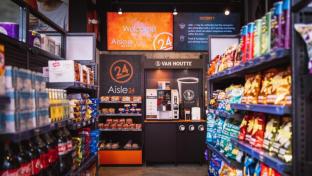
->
xmin=98 ymin=165 xmax=208 ymax=176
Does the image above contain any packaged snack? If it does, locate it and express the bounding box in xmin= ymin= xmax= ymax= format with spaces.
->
xmin=214 ymin=117 xmax=225 ymax=147
xmin=271 ymin=1 xmax=284 ymax=49
xmin=111 ymin=96 xmax=120 ymax=102
xmin=263 ymin=116 xmax=280 ymax=154
xmin=250 ymin=113 xmax=266 ymax=148
xmin=261 ymin=11 xmax=272 ymax=55
xmin=206 ymin=112 xmax=216 ymax=144
xmin=283 ymin=0 xmax=291 ymax=49
xmin=243 ymin=156 xmax=257 ymax=176
xmin=254 ymin=19 xmax=262 ymax=58
xmin=295 ymin=24 xmax=312 ymax=73
xmin=272 ymin=116 xmax=292 ymax=162
xmin=247 ymin=22 xmax=255 ymax=60
xmin=267 ymin=67 xmax=291 ymax=105
xmin=241 ymin=25 xmax=248 ymax=63
xmin=238 ymin=114 xmax=252 ymax=141
xmin=254 ymin=162 xmax=261 ymax=176
xmin=208 ymin=154 xmax=222 ymax=176
xmin=101 ymin=96 xmax=110 ymax=102
xmin=260 ymin=164 xmax=281 ymax=176
xmin=258 ymin=69 xmax=279 ymax=104
xmin=245 ymin=115 xmax=255 ymax=144
xmin=132 ymin=96 xmax=142 ymax=102
xmin=122 ymin=96 xmax=131 ymax=102
xmin=243 ymin=73 xmax=262 ymax=104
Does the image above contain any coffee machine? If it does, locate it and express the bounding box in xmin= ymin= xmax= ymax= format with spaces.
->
xmin=145 ymin=81 xmax=179 ymax=120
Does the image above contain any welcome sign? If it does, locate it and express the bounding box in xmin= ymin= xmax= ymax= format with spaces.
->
xmin=107 ymin=12 xmax=173 ymax=50
xmin=100 ymin=55 xmax=143 ymax=96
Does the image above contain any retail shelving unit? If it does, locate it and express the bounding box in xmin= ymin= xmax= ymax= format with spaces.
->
xmin=292 ymin=0 xmax=312 ymax=175
xmin=207 ymin=48 xmax=292 ymax=174
xmin=98 ymin=99 xmax=144 ymax=165
xmin=0 ymin=0 xmax=99 ymax=175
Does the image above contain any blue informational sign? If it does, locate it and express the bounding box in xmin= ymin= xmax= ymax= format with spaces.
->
xmin=174 ymin=13 xmax=240 ymax=51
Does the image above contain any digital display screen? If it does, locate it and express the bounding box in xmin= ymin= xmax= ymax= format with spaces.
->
xmin=107 ymin=12 xmax=173 ymax=51
xmin=174 ymin=13 xmax=240 ymax=51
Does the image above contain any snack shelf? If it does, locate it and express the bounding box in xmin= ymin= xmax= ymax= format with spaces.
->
xmin=0 ymin=119 xmax=71 ymax=142
xmin=47 ymin=82 xmax=97 ymax=91
xmin=100 ymin=101 xmax=142 ymax=104
xmin=71 ymin=154 xmax=98 ymax=175
xmin=99 ymin=113 xmax=143 ymax=117
xmin=208 ymin=109 xmax=233 ymax=118
xmin=230 ymin=103 xmax=291 ymax=115
xmin=99 ymin=129 xmax=142 ymax=132
xmin=231 ymin=138 xmax=291 ymax=175
xmin=206 ymin=143 xmax=243 ymax=169
xmin=70 ymin=118 xmax=98 ymax=130
xmin=208 ymin=48 xmax=290 ymax=82
xmin=0 ymin=96 xmax=10 ymax=105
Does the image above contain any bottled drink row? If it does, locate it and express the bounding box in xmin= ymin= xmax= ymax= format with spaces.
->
xmin=0 ymin=127 xmax=99 ymax=176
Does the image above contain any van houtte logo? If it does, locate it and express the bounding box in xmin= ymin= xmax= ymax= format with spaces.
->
xmin=155 ymin=61 xmax=161 ymax=67
xmin=110 ymin=59 xmax=133 ymax=84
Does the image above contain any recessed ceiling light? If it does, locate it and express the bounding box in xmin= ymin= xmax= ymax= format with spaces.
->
xmin=173 ymin=8 xmax=178 ymax=16
xmin=224 ymin=9 xmax=230 ymax=15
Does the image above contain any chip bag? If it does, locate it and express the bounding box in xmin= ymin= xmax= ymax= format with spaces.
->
xmin=263 ymin=116 xmax=280 ymax=154
xmin=250 ymin=113 xmax=266 ymax=148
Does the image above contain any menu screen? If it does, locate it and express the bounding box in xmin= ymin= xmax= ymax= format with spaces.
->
xmin=107 ymin=12 xmax=173 ymax=50
xmin=174 ymin=13 xmax=240 ymax=51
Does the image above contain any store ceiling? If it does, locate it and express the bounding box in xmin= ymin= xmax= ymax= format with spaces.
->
xmin=101 ymin=0 xmax=242 ymax=13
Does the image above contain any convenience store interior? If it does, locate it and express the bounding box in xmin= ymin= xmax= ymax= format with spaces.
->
xmin=0 ymin=0 xmax=312 ymax=176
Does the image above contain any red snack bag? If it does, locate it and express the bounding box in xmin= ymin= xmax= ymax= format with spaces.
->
xmin=238 ymin=114 xmax=252 ymax=141
xmin=250 ymin=113 xmax=266 ymax=148
xmin=245 ymin=114 xmax=255 ymax=144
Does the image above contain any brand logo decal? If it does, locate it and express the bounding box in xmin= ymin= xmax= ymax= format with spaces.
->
xmin=110 ymin=60 xmax=134 ymax=84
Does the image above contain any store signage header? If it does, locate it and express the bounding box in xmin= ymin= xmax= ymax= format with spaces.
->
xmin=145 ymin=59 xmax=204 ymax=69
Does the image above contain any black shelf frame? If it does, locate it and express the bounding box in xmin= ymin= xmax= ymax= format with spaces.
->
xmin=292 ymin=1 xmax=312 ymax=175
xmin=0 ymin=119 xmax=70 ymax=142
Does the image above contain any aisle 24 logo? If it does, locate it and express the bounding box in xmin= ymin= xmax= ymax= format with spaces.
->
xmin=108 ymin=60 xmax=135 ymax=94
xmin=153 ymin=32 xmax=173 ymax=50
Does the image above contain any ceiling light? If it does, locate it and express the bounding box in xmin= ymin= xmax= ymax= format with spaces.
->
xmin=173 ymin=8 xmax=178 ymax=16
xmin=118 ymin=8 xmax=122 ymax=15
xmin=224 ymin=9 xmax=230 ymax=15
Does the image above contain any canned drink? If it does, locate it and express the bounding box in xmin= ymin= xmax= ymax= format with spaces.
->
xmin=261 ymin=11 xmax=272 ymax=55
xmin=254 ymin=19 xmax=262 ymax=58
xmin=283 ymin=0 xmax=291 ymax=49
xmin=240 ymin=25 xmax=248 ymax=62
xmin=247 ymin=22 xmax=255 ymax=60
xmin=272 ymin=1 xmax=284 ymax=49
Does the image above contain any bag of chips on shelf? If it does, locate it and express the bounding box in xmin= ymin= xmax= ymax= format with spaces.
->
xmin=272 ymin=116 xmax=292 ymax=163
xmin=220 ymin=163 xmax=242 ymax=176
xmin=250 ymin=113 xmax=266 ymax=148
xmin=245 ymin=114 xmax=255 ymax=144
xmin=295 ymin=24 xmax=312 ymax=74
xmin=214 ymin=117 xmax=226 ymax=147
xmin=208 ymin=154 xmax=223 ymax=176
xmin=222 ymin=119 xmax=241 ymax=160
xmin=254 ymin=162 xmax=261 ymax=176
xmin=260 ymin=163 xmax=281 ymax=176
xmin=267 ymin=67 xmax=292 ymax=105
xmin=238 ymin=114 xmax=252 ymax=141
xmin=242 ymin=73 xmax=262 ymax=104
xmin=263 ymin=116 xmax=280 ymax=154
xmin=208 ymin=55 xmax=221 ymax=76
xmin=207 ymin=111 xmax=217 ymax=144
xmin=258 ymin=68 xmax=279 ymax=104
xmin=243 ymin=156 xmax=257 ymax=176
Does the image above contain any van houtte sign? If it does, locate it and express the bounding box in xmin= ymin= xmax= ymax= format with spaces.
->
xmin=145 ymin=59 xmax=204 ymax=69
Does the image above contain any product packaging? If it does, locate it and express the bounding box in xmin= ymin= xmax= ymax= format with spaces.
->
xmin=295 ymin=24 xmax=312 ymax=74
xmin=261 ymin=11 xmax=272 ymax=55
xmin=272 ymin=116 xmax=292 ymax=163
xmin=242 ymin=73 xmax=262 ymax=104
xmin=0 ymin=22 xmax=19 ymax=40
xmin=28 ymin=30 xmax=41 ymax=48
xmin=0 ymin=44 xmax=5 ymax=95
xmin=247 ymin=22 xmax=255 ymax=60
xmin=271 ymin=1 xmax=284 ymax=49
xmin=249 ymin=113 xmax=266 ymax=148
xmin=48 ymin=60 xmax=80 ymax=83
xmin=263 ymin=116 xmax=280 ymax=154
xmin=267 ymin=67 xmax=291 ymax=105
xmin=258 ymin=69 xmax=278 ymax=104
xmin=254 ymin=19 xmax=262 ymax=58
xmin=241 ymin=25 xmax=248 ymax=63
xmin=238 ymin=114 xmax=252 ymax=141
xmin=283 ymin=0 xmax=291 ymax=49
xmin=243 ymin=156 xmax=257 ymax=176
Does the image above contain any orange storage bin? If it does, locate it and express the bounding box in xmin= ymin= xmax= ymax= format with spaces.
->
xmin=99 ymin=150 xmax=142 ymax=165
